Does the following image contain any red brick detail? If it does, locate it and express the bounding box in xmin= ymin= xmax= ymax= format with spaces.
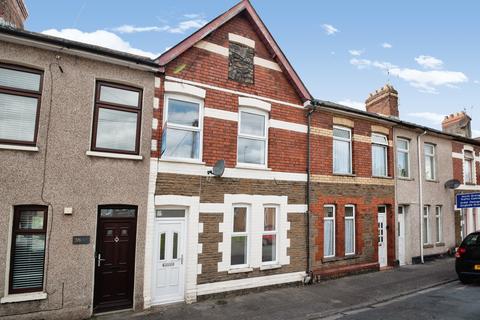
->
xmin=453 ymin=158 xmax=463 ymax=184
xmin=315 ymin=262 xmax=379 ymax=279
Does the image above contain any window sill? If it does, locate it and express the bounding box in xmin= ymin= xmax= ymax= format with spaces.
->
xmin=425 ymin=179 xmax=439 ymax=183
xmin=398 ymin=177 xmax=414 ymax=181
xmin=435 ymin=242 xmax=445 ymax=247
xmin=260 ymin=264 xmax=282 ymax=271
xmin=86 ymin=151 xmax=143 ymax=160
xmin=1 ymin=292 xmax=47 ymax=304
xmin=372 ymin=175 xmax=393 ymax=180
xmin=0 ymin=144 xmax=39 ymax=152
xmin=235 ymin=164 xmax=271 ymax=171
xmin=333 ymin=173 xmax=355 ymax=177
xmin=227 ymin=267 xmax=253 ymax=274
xmin=323 ymin=255 xmax=359 ymax=263
xmin=159 ymin=158 xmax=205 ymax=165
xmin=465 ymin=183 xmax=476 ymax=186
xmin=423 ymin=244 xmax=434 ymax=249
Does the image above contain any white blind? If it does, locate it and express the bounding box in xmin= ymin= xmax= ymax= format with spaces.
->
xmin=324 ymin=220 xmax=334 ymax=257
xmin=0 ymin=67 xmax=41 ymax=91
xmin=12 ymin=235 xmax=46 ymax=290
xmin=0 ymin=93 xmax=38 ymax=142
xmin=345 ymin=219 xmax=354 ymax=254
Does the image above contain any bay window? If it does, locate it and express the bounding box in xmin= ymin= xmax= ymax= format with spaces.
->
xmin=92 ymin=82 xmax=142 ymax=154
xmin=237 ymin=109 xmax=268 ymax=166
xmin=372 ymin=133 xmax=388 ymax=177
xmin=333 ymin=126 xmax=352 ymax=174
xmin=0 ymin=64 xmax=43 ymax=146
xmin=162 ymin=95 xmax=202 ymax=160
xmin=324 ymin=205 xmax=335 ymax=258
xmin=424 ymin=143 xmax=436 ymax=180
xmin=262 ymin=206 xmax=277 ymax=263
xmin=464 ymin=150 xmax=474 ymax=184
xmin=231 ymin=206 xmax=248 ymax=266
xmin=397 ymin=138 xmax=410 ymax=178
xmin=345 ymin=205 xmax=355 ymax=255
xmin=9 ymin=205 xmax=48 ymax=294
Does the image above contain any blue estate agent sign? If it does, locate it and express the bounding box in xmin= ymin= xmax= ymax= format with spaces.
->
xmin=456 ymin=193 xmax=480 ymax=208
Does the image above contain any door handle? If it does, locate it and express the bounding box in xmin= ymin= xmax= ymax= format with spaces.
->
xmin=97 ymin=253 xmax=106 ymax=267
xmin=180 ymin=254 xmax=184 ymax=265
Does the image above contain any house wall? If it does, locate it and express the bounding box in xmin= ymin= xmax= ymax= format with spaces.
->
xmin=0 ymin=41 xmax=154 ymax=319
xmin=395 ymin=128 xmax=455 ymax=264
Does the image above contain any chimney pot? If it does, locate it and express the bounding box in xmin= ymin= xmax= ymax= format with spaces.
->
xmin=0 ymin=0 xmax=28 ymax=29
xmin=365 ymin=84 xmax=399 ymax=118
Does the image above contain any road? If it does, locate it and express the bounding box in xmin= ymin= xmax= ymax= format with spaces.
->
xmin=330 ymin=281 xmax=480 ymax=320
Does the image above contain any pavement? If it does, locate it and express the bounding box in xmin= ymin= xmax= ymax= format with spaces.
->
xmin=95 ymin=257 xmax=458 ymax=320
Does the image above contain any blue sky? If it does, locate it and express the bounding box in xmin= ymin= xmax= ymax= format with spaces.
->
xmin=24 ymin=1 xmax=480 ymax=135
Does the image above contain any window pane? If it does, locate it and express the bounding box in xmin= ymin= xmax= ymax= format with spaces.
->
xmin=0 ymin=93 xmax=37 ymax=142
xmin=333 ymin=139 xmax=351 ymax=174
xmin=345 ymin=219 xmax=354 ymax=254
xmin=324 ymin=220 xmax=334 ymax=256
xmin=173 ymin=232 xmax=178 ymax=259
xmin=324 ymin=206 xmax=334 ymax=218
xmin=167 ymin=99 xmax=200 ymax=127
xmin=238 ymin=137 xmax=265 ymax=165
xmin=264 ymin=207 xmax=276 ymax=231
xmin=425 ymin=155 xmax=434 ymax=179
xmin=163 ymin=127 xmax=200 ymax=159
xmin=397 ymin=151 xmax=409 ymax=177
xmin=96 ymin=108 xmax=137 ymax=151
xmin=19 ymin=210 xmax=44 ymax=230
xmin=424 ymin=144 xmax=434 ymax=155
xmin=231 ymin=236 xmax=247 ymax=265
xmin=100 ymin=85 xmax=139 ymax=107
xmin=240 ymin=112 xmax=265 ymax=137
xmin=0 ymin=67 xmax=41 ymax=91
xmin=156 ymin=209 xmax=185 ymax=218
xmin=397 ymin=139 xmax=408 ymax=150
xmin=372 ymin=145 xmax=387 ymax=176
xmin=159 ymin=233 xmax=165 ymax=260
xmin=233 ymin=207 xmax=247 ymax=232
xmin=378 ymin=206 xmax=386 ymax=214
xmin=345 ymin=206 xmax=354 ymax=217
xmin=262 ymin=235 xmax=276 ymax=262
xmin=100 ymin=208 xmax=136 ymax=218
xmin=333 ymin=127 xmax=350 ymax=139
xmin=12 ymin=234 xmax=45 ymax=290
xmin=423 ymin=217 xmax=428 ymax=244
xmin=372 ymin=134 xmax=387 ymax=144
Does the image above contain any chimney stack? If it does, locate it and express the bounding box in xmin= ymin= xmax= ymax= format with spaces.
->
xmin=442 ymin=111 xmax=472 ymax=138
xmin=0 ymin=0 xmax=28 ymax=29
xmin=365 ymin=84 xmax=399 ymax=118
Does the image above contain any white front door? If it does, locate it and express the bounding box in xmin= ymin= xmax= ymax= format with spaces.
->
xmin=378 ymin=206 xmax=388 ymax=268
xmin=397 ymin=206 xmax=405 ymax=266
xmin=152 ymin=216 xmax=185 ymax=305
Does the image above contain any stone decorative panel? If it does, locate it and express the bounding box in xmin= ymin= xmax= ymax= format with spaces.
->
xmin=228 ymin=42 xmax=254 ymax=84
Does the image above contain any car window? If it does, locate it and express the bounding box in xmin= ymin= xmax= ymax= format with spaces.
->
xmin=463 ymin=234 xmax=480 ymax=247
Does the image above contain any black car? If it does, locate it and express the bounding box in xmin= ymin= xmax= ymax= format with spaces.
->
xmin=456 ymin=231 xmax=480 ymax=284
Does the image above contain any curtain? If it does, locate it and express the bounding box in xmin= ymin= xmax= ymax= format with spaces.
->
xmin=324 ymin=220 xmax=334 ymax=256
xmin=345 ymin=219 xmax=354 ymax=254
xmin=372 ymin=145 xmax=386 ymax=176
xmin=333 ymin=140 xmax=350 ymax=173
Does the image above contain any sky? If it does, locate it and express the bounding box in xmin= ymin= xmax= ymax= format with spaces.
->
xmin=24 ymin=1 xmax=480 ymax=135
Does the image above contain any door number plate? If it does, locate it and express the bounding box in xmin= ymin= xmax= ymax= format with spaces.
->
xmin=162 ymin=262 xmax=174 ymax=267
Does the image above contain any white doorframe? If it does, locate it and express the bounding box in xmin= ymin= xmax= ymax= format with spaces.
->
xmin=378 ymin=206 xmax=388 ymax=268
xmin=397 ymin=206 xmax=406 ymax=266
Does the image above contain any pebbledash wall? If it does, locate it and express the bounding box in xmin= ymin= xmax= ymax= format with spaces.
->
xmin=0 ymin=39 xmax=155 ymax=319
xmin=144 ymin=10 xmax=310 ymax=306
xmin=309 ymin=109 xmax=396 ymax=275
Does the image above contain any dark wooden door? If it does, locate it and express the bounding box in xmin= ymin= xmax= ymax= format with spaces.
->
xmin=94 ymin=215 xmax=137 ymax=313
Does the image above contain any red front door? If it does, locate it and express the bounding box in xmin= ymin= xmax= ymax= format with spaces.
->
xmin=94 ymin=206 xmax=137 ymax=313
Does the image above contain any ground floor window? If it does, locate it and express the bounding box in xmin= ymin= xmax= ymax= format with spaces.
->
xmin=262 ymin=206 xmax=278 ymax=263
xmin=324 ymin=205 xmax=335 ymax=258
xmin=9 ymin=205 xmax=48 ymax=294
xmin=231 ymin=206 xmax=248 ymax=266
xmin=423 ymin=205 xmax=430 ymax=244
xmin=345 ymin=205 xmax=355 ymax=255
xmin=435 ymin=206 xmax=442 ymax=243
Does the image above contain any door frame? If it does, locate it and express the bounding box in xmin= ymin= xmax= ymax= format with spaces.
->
xmin=151 ymin=207 xmax=187 ymax=305
xmin=93 ymin=205 xmax=138 ymax=314
xmin=377 ymin=206 xmax=388 ymax=268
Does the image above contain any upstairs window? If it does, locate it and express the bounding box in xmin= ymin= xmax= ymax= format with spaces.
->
xmin=372 ymin=133 xmax=388 ymax=177
xmin=333 ymin=126 xmax=352 ymax=174
xmin=464 ymin=150 xmax=475 ymax=184
xmin=0 ymin=64 xmax=43 ymax=146
xmin=92 ymin=82 xmax=142 ymax=154
xmin=397 ymin=138 xmax=410 ymax=178
xmin=9 ymin=205 xmax=48 ymax=294
xmin=237 ymin=109 xmax=267 ymax=166
xmin=162 ymin=95 xmax=202 ymax=160
xmin=424 ymin=143 xmax=436 ymax=180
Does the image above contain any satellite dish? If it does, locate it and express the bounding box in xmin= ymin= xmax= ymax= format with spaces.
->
xmin=445 ymin=179 xmax=461 ymax=189
xmin=208 ymin=160 xmax=225 ymax=177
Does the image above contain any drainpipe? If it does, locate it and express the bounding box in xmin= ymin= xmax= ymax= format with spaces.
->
xmin=392 ymin=126 xmax=399 ymax=264
xmin=305 ymin=103 xmax=315 ymax=283
xmin=417 ymin=130 xmax=427 ymax=264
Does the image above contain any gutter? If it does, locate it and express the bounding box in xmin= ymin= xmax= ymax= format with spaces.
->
xmin=417 ymin=130 xmax=427 ymax=264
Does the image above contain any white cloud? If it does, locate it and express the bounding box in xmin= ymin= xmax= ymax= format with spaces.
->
xmin=350 ymin=58 xmax=468 ymax=94
xmin=415 ymin=55 xmax=444 ymax=70
xmin=474 ymin=80 xmax=479 ymax=84
xmin=322 ymin=24 xmax=339 ymax=35
xmin=408 ymin=112 xmax=445 ymax=124
xmin=113 ymin=17 xmax=207 ymax=34
xmin=337 ymin=99 xmax=365 ymax=111
xmin=348 ymin=49 xmax=364 ymax=56
xmin=382 ymin=42 xmax=392 ymax=49
xmin=42 ymin=28 xmax=159 ymax=58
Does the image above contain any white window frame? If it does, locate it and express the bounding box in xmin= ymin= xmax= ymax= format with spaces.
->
xmin=464 ymin=150 xmax=475 ymax=184
xmin=162 ymin=93 xmax=204 ymax=162
xmin=372 ymin=133 xmax=388 ymax=177
xmin=435 ymin=206 xmax=442 ymax=243
xmin=237 ymin=107 xmax=269 ymax=169
xmin=333 ymin=125 xmax=352 ymax=175
xmin=324 ymin=205 xmax=336 ymax=258
xmin=344 ymin=205 xmax=356 ymax=256
xmin=423 ymin=205 xmax=430 ymax=245
xmin=230 ymin=204 xmax=250 ymax=269
xmin=262 ymin=205 xmax=279 ymax=265
xmin=396 ymin=138 xmax=410 ymax=178
xmin=424 ymin=143 xmax=436 ymax=181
